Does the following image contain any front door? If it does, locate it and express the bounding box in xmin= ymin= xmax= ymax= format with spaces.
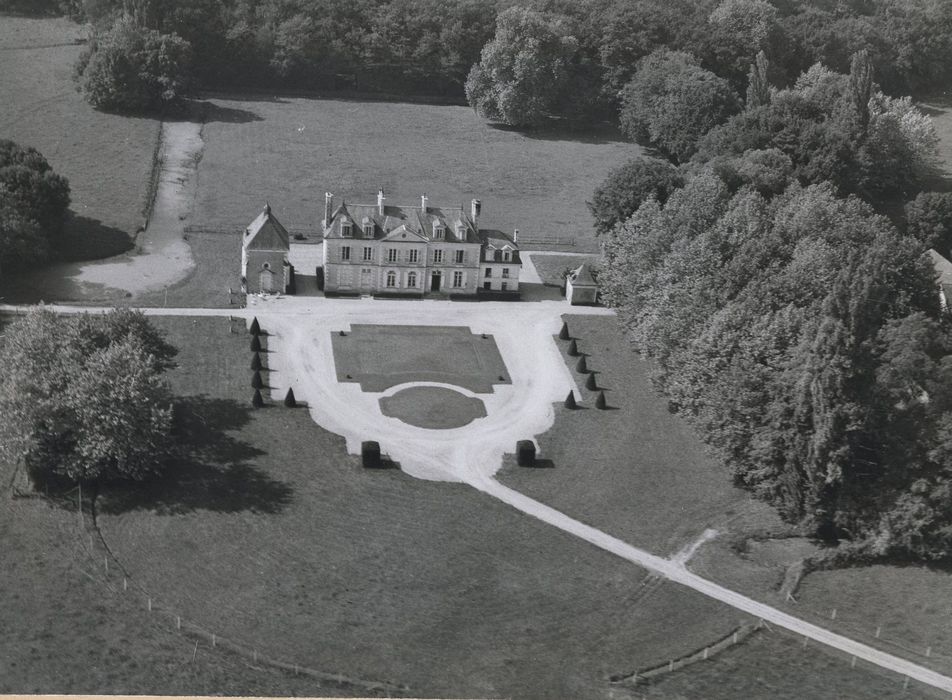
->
xmin=259 ymin=269 xmax=274 ymax=293
xmin=361 ymin=267 xmax=373 ymax=291
xmin=431 ymin=271 xmax=442 ymax=292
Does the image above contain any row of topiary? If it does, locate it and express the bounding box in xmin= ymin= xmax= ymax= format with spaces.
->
xmin=249 ymin=317 xmax=297 ymax=408
xmin=559 ymin=321 xmax=608 ymax=410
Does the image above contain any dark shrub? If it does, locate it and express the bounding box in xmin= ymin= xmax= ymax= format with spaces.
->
xmin=564 ymin=391 xmax=577 ymax=409
xmin=252 ymin=389 xmax=264 ymax=408
xmin=250 ymin=317 xmax=261 ymax=335
xmin=575 ymin=356 xmax=587 ymax=373
xmin=585 ymin=372 xmax=598 ymax=390
xmin=559 ymin=321 xmax=570 ymax=340
xmin=252 ymin=371 xmax=263 ymax=389
xmin=596 ymin=391 xmax=607 ymax=409
xmin=362 ymin=441 xmax=381 ymax=469
xmin=251 ymin=353 xmax=262 ymax=371
xmin=516 ymin=440 xmax=536 ymax=467
xmin=567 ymin=339 xmax=579 ymax=356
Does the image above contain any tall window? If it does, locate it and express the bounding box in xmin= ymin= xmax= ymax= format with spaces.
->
xmin=386 ymin=271 xmax=396 ymax=287
xmin=341 ymin=220 xmax=352 ymax=237
xmin=503 ymin=249 xmax=512 ymax=262
xmin=388 ymin=248 xmax=398 ymax=263
xmin=363 ymin=223 xmax=374 ymax=238
xmin=434 ymin=225 xmax=445 ymax=240
xmin=502 ymin=268 xmax=510 ymax=279
xmin=409 ymin=249 xmax=419 ymax=263
xmin=363 ymin=246 xmax=373 ymax=262
xmin=433 ymin=249 xmax=444 ymax=264
xmin=341 ymin=246 xmax=351 ymax=261
xmin=455 ymin=250 xmax=465 ymax=264
xmin=501 ymin=281 xmax=508 ymax=291
xmin=453 ymin=270 xmax=464 ymax=288
xmin=408 ymin=271 xmax=417 ymax=287
xmin=484 ymin=268 xmax=492 ymax=278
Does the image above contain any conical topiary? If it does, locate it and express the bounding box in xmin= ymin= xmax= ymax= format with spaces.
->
xmin=252 ymin=371 xmax=263 ymax=389
xmin=250 ymin=317 xmax=261 ymax=335
xmin=595 ymin=391 xmax=607 ymax=410
xmin=558 ymin=322 xmax=570 ymax=340
xmin=252 ymin=389 xmax=264 ymax=408
xmin=585 ymin=372 xmax=598 ymax=390
xmin=567 ymin=339 xmax=579 ymax=357
xmin=564 ymin=391 xmax=577 ymax=409
xmin=251 ymin=335 xmax=262 ymax=352
xmin=338 ymin=330 xmax=346 ymax=336
xmin=575 ymin=355 xmax=587 ymax=373
xmin=284 ymin=388 xmax=297 ymax=407
xmin=251 ymin=353 xmax=263 ymax=371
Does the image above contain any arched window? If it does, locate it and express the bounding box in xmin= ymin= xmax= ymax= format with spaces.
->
xmin=386 ymin=271 xmax=397 ymax=288
xmin=407 ymin=271 xmax=417 ymax=288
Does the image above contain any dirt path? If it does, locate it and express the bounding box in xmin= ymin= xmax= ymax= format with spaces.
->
xmin=6 ymin=121 xmax=201 ymax=301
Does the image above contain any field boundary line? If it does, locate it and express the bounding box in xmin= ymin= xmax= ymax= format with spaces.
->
xmin=78 ymin=489 xmax=409 ymax=696
xmin=610 ymin=622 xmax=760 ymax=685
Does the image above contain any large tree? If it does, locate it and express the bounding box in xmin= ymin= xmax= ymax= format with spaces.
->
xmin=588 ymin=158 xmax=684 ymax=236
xmin=74 ymin=14 xmax=192 ymax=113
xmin=0 ymin=308 xmax=177 ymax=487
xmin=465 ymin=7 xmax=580 ymax=127
xmin=618 ymin=49 xmax=741 ymax=163
xmin=0 ymin=140 xmax=70 ymax=268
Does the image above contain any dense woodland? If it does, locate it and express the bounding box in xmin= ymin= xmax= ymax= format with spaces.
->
xmin=5 ymin=0 xmax=952 ymax=113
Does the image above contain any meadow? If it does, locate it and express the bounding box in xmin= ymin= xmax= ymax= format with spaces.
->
xmin=190 ymin=94 xmax=637 ymax=254
xmin=0 ymin=17 xmax=160 ymax=261
xmin=91 ymin=315 xmax=748 ymax=700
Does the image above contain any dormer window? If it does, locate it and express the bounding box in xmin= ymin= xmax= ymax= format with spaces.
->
xmin=503 ymin=249 xmax=512 ymax=262
xmin=455 ymin=223 xmax=466 ymax=241
xmin=434 ymin=223 xmax=445 ymax=240
xmin=363 ymin=222 xmax=374 ymax=238
xmin=341 ymin=217 xmax=352 ymax=237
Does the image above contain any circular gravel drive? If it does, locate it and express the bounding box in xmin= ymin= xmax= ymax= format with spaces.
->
xmin=379 ymin=385 xmax=487 ymax=429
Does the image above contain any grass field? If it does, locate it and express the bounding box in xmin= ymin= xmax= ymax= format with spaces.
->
xmin=641 ymin=628 xmax=950 ymax=699
xmin=191 ymin=95 xmax=639 ymax=254
xmin=379 ymin=386 xmax=487 ymax=429
xmin=332 ymin=324 xmax=510 ymax=392
xmin=92 ymin=315 xmax=750 ymax=700
xmin=0 ymin=16 xmax=160 ymax=261
xmin=498 ymin=313 xmax=773 ymax=556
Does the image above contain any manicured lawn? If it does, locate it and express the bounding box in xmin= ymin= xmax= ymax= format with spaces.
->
xmin=642 ymin=628 xmax=950 ymax=699
xmin=379 ymin=386 xmax=487 ymax=429
xmin=93 ymin=316 xmax=747 ymax=700
xmin=191 ymin=95 xmax=639 ymax=254
xmin=0 ymin=16 xmax=160 ymax=261
xmin=332 ymin=324 xmax=510 ymax=392
xmin=498 ymin=313 xmax=769 ymax=556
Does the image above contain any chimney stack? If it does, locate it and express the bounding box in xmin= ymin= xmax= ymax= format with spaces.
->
xmin=513 ymin=228 xmax=519 ymax=244
xmin=471 ymin=198 xmax=481 ymax=226
xmin=377 ymin=188 xmax=385 ymax=216
xmin=421 ymin=193 xmax=429 ymax=213
xmin=324 ymin=192 xmax=334 ymax=228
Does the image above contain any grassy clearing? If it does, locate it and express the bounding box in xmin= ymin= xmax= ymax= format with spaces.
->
xmin=0 ymin=493 xmax=368 ymax=696
xmin=379 ymin=386 xmax=487 ymax=429
xmin=498 ymin=313 xmax=773 ymax=556
xmin=530 ymin=253 xmax=599 ymax=287
xmin=94 ymin=315 xmax=746 ymax=699
xmin=192 ymin=95 xmax=639 ymax=254
xmin=641 ymin=628 xmax=950 ymax=699
xmin=0 ymin=17 xmax=160 ymax=260
xmin=332 ymin=323 xmax=510 ymax=392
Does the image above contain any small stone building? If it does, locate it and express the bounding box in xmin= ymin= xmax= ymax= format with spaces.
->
xmin=565 ymin=262 xmax=598 ymax=305
xmin=241 ymin=204 xmax=292 ymax=294
xmin=929 ymin=248 xmax=952 ymax=314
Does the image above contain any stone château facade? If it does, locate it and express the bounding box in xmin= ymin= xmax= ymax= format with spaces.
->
xmin=241 ymin=190 xmax=521 ymax=297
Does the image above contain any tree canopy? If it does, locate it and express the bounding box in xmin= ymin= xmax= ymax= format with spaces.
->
xmin=74 ymin=14 xmax=192 ymax=113
xmin=619 ymin=50 xmax=741 ymax=163
xmin=0 ymin=308 xmax=178 ymax=487
xmin=0 ymin=140 xmax=70 ymax=269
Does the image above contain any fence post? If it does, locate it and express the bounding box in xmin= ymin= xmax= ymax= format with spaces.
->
xmin=733 ymin=631 xmax=738 ymax=644
xmin=668 ymin=660 xmax=673 ymax=672
xmin=176 ymin=615 xmax=181 ymax=629
xmin=831 ymin=608 xmax=837 ymax=620
xmin=703 ymin=647 xmax=709 ymax=660
xmin=123 ymin=577 xmax=127 ymax=591
xmin=875 ymin=625 xmax=882 ymax=639
xmin=104 ymin=556 xmax=108 ymax=573
xmin=212 ymin=634 xmax=216 ymax=648
xmin=147 ymin=597 xmax=152 ymax=612
xmin=802 ymin=637 xmax=808 ymax=648
xmin=927 ymin=646 xmax=932 ymax=658
xmin=904 ymin=677 xmax=910 ymax=690
xmin=851 ymin=656 xmax=856 ymax=668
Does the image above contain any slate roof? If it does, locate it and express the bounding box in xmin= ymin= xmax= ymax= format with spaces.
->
xmin=570 ymin=262 xmax=597 ymax=287
xmin=324 ymin=199 xmax=477 ymax=243
xmin=244 ymin=204 xmax=290 ymax=251
xmin=478 ymin=228 xmax=521 ymax=264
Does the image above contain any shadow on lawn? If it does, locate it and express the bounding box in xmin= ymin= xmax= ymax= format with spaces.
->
xmin=57 ymin=213 xmax=135 ymax=262
xmin=486 ymin=121 xmax=627 ymax=145
xmin=98 ymin=395 xmax=292 ymax=516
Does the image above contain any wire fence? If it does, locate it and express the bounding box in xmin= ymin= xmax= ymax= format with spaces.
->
xmin=64 ymin=487 xmax=408 ymax=697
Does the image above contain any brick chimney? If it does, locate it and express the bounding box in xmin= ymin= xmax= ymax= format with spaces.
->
xmin=471 ymin=198 xmax=481 ymax=226
xmin=513 ymin=228 xmax=519 ymax=244
xmin=377 ymin=188 xmax=385 ymax=216
xmin=421 ymin=193 xmax=429 ymax=213
xmin=324 ymin=192 xmax=334 ymax=228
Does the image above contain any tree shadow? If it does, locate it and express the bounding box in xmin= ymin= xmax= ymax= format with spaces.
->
xmin=57 ymin=213 xmax=135 ymax=262
xmin=97 ymin=395 xmax=292 ymax=516
xmin=188 ymin=99 xmax=265 ymax=124
xmin=486 ymin=121 xmax=627 ymax=145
